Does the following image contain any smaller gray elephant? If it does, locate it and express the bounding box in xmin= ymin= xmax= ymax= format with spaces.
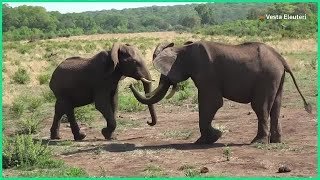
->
xmin=49 ymin=43 xmax=157 ymax=141
xmin=130 ymin=41 xmax=312 ymax=144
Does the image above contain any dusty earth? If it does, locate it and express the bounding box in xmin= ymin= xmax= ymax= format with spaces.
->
xmin=38 ymin=97 xmax=317 ymax=177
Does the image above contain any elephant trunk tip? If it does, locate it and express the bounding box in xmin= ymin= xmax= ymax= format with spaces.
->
xmin=147 ymin=120 xmax=156 ymax=126
xmin=304 ymin=102 xmax=312 ymax=114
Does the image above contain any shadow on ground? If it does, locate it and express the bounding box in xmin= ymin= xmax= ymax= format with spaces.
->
xmin=59 ymin=141 xmax=249 ymax=156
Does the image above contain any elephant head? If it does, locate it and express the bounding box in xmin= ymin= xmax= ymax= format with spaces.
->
xmin=129 ymin=41 xmax=194 ymax=105
xmin=111 ymin=43 xmax=157 ymax=126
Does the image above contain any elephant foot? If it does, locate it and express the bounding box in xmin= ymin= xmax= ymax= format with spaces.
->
xmin=50 ymin=130 xmax=61 ymax=140
xmin=250 ymin=135 xmax=269 ymax=144
xmin=101 ymin=127 xmax=117 ymax=140
xmin=195 ymin=129 xmax=222 ymax=145
xmin=50 ymin=134 xmax=61 ymax=140
xmin=270 ymin=134 xmax=282 ymax=143
xmin=73 ymin=132 xmax=86 ymax=141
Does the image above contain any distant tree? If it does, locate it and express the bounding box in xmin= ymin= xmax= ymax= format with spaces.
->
xmin=194 ymin=4 xmax=215 ymax=25
xmin=179 ymin=15 xmax=201 ymax=28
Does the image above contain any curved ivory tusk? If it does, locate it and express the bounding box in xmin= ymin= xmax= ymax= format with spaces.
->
xmin=141 ymin=77 xmax=153 ymax=83
xmin=165 ymin=84 xmax=178 ymax=99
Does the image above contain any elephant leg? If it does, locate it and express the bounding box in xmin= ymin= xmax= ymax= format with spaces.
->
xmin=195 ymin=90 xmax=223 ymax=144
xmin=50 ymin=99 xmax=65 ymax=139
xmin=65 ymin=103 xmax=86 ymax=141
xmin=95 ymin=94 xmax=116 ymax=140
xmin=270 ymin=76 xmax=284 ymax=143
xmin=251 ymin=84 xmax=277 ymax=144
xmin=111 ymin=86 xmax=118 ymax=116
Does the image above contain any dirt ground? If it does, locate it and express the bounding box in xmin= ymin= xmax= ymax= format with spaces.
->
xmin=37 ymin=98 xmax=317 ymax=177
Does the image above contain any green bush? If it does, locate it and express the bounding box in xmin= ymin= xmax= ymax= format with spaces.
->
xmin=17 ymin=112 xmax=43 ymax=134
xmin=10 ymin=99 xmax=25 ymax=119
xmin=12 ymin=68 xmax=30 ymax=84
xmin=3 ymin=135 xmax=60 ymax=169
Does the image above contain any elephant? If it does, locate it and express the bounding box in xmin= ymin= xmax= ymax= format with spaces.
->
xmin=49 ymin=43 xmax=157 ymax=141
xmin=130 ymin=41 xmax=312 ymax=144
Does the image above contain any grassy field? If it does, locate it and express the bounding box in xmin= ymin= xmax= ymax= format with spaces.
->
xmin=2 ymin=31 xmax=317 ymax=177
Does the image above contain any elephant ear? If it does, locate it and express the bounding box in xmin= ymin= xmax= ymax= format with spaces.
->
xmin=110 ymin=42 xmax=121 ymax=70
xmin=153 ymin=47 xmax=178 ymax=77
xmin=153 ymin=42 xmax=174 ymax=60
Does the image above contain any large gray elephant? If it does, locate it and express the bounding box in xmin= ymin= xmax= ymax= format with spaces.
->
xmin=49 ymin=43 xmax=156 ymax=141
xmin=130 ymin=41 xmax=312 ymax=144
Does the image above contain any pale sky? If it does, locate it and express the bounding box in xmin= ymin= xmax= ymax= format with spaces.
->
xmin=6 ymin=2 xmax=203 ymax=14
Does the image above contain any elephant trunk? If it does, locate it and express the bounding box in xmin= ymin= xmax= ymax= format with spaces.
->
xmin=130 ymin=76 xmax=171 ymax=105
xmin=141 ymin=70 xmax=157 ymax=126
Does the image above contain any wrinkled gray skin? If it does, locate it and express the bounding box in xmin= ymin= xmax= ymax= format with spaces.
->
xmin=130 ymin=41 xmax=312 ymax=144
xmin=50 ymin=43 xmax=156 ymax=141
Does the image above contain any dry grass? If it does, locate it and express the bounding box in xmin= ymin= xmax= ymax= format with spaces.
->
xmin=2 ymin=31 xmax=317 ymax=107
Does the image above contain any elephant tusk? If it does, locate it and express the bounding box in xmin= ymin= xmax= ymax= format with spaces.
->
xmin=165 ymin=84 xmax=178 ymax=99
xmin=141 ymin=78 xmax=153 ymax=83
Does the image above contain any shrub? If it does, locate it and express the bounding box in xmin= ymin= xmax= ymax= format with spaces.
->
xmin=17 ymin=112 xmax=43 ymax=134
xmin=3 ymin=135 xmax=59 ymax=169
xmin=12 ymin=68 xmax=30 ymax=84
xmin=10 ymin=100 xmax=25 ymax=119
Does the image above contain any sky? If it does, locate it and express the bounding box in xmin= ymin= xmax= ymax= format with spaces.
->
xmin=6 ymin=2 xmax=200 ymax=14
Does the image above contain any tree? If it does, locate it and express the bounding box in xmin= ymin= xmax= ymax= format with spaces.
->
xmin=194 ymin=4 xmax=215 ymax=25
xmin=179 ymin=15 xmax=201 ymax=28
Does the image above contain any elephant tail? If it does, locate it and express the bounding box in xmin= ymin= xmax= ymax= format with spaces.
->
xmin=281 ymin=56 xmax=312 ymax=114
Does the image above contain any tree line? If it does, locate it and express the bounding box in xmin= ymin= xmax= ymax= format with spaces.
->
xmin=3 ymin=3 xmax=317 ymax=41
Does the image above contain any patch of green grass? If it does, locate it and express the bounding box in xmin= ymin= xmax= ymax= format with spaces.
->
xmin=178 ymin=164 xmax=201 ymax=177
xmin=3 ymin=135 xmax=61 ymax=169
xmin=37 ymin=73 xmax=51 ymax=85
xmin=19 ymin=167 xmax=88 ymax=177
xmin=74 ymin=104 xmax=97 ymax=125
xmin=117 ymin=118 xmax=141 ymax=130
xmin=163 ymin=130 xmax=193 ymax=140
xmin=119 ymin=93 xmax=145 ymax=112
xmin=56 ymin=140 xmax=73 ymax=146
xmin=184 ymin=168 xmax=201 ymax=177
xmin=253 ymin=142 xmax=303 ymax=152
xmin=83 ymin=42 xmax=97 ymax=53
xmin=223 ymin=145 xmax=231 ymax=161
xmin=12 ymin=67 xmax=30 ymax=84
xmin=42 ymin=89 xmax=56 ymax=103
xmin=141 ymin=165 xmax=166 ymax=177
xmin=165 ymin=80 xmax=196 ymax=106
xmin=178 ymin=164 xmax=196 ymax=171
xmin=17 ymin=45 xmax=32 ymax=54
xmin=26 ymin=96 xmax=44 ymax=113
xmin=9 ymin=95 xmax=44 ymax=120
